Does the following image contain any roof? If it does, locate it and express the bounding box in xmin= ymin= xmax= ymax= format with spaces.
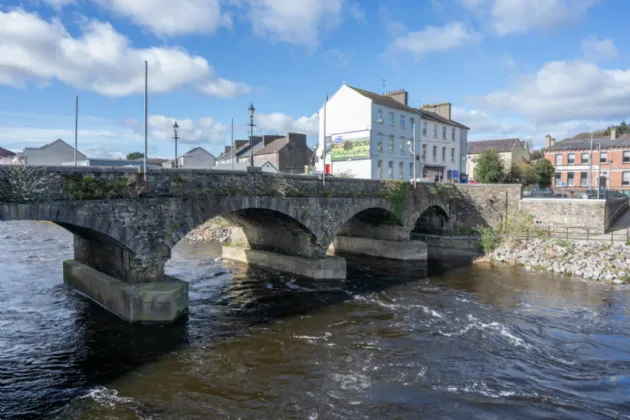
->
xmin=347 ymin=86 xmax=469 ymax=130
xmin=213 ymin=161 xmax=278 ymax=172
xmin=181 ymin=147 xmax=216 ymax=158
xmin=0 ymin=146 xmax=16 ymax=158
xmin=547 ymin=135 xmax=630 ymax=151
xmin=217 ymin=138 xmax=262 ymax=161
xmin=134 ymin=157 xmax=168 ymax=165
xmin=255 ymin=137 xmax=289 ymax=156
xmin=24 ymin=139 xmax=85 ymax=157
xmin=467 ymin=138 xmax=522 ymax=154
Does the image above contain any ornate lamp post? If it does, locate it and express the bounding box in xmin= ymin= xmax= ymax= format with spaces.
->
xmin=248 ymin=103 xmax=255 ymax=168
xmin=173 ymin=121 xmax=179 ymax=168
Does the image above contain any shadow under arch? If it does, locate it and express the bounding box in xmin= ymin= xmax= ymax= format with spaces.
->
xmin=413 ymin=205 xmax=450 ymax=235
xmin=333 ymin=207 xmax=409 ymax=242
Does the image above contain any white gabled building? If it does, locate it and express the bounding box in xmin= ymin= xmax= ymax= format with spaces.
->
xmin=317 ymin=83 xmax=469 ymax=181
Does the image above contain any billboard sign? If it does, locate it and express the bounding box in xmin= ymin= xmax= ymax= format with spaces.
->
xmin=330 ymin=130 xmax=370 ymax=161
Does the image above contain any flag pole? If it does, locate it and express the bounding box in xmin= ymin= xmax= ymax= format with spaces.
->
xmin=74 ymin=96 xmax=78 ymax=166
xmin=322 ymin=93 xmax=328 ymax=187
xmin=143 ymin=60 xmax=148 ymax=182
xmin=231 ymin=118 xmax=234 ymax=170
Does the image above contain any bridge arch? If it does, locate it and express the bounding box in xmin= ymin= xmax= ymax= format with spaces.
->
xmin=412 ymin=204 xmax=450 ymax=235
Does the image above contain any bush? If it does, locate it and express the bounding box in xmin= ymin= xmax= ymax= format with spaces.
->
xmin=475 ymin=225 xmax=501 ymax=253
xmin=475 ymin=149 xmax=505 ymax=183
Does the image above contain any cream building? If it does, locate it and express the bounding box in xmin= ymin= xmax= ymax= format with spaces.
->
xmin=466 ymin=138 xmax=530 ymax=181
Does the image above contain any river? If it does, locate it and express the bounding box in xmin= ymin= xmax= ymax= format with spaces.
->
xmin=1 ymin=221 xmax=630 ymax=419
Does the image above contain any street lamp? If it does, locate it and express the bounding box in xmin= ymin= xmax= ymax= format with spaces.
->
xmin=248 ymin=103 xmax=255 ymax=168
xmin=173 ymin=121 xmax=179 ymax=168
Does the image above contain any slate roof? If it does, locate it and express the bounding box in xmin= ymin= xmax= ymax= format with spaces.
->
xmin=181 ymin=147 xmax=215 ymax=158
xmin=347 ymin=86 xmax=470 ymax=130
xmin=467 ymin=138 xmax=522 ymax=154
xmin=0 ymin=146 xmax=16 ymax=158
xmin=255 ymin=137 xmax=289 ymax=156
xmin=546 ymin=135 xmax=630 ymax=151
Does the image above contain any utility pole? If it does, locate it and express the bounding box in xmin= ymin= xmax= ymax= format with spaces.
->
xmin=588 ymin=130 xmax=594 ymax=190
xmin=248 ymin=104 xmax=255 ymax=168
xmin=322 ymin=93 xmax=328 ymax=187
xmin=172 ymin=121 xmax=179 ymax=168
xmin=412 ymin=119 xmax=417 ymax=188
xmin=231 ymin=118 xmax=234 ymax=170
xmin=597 ymin=142 xmax=602 ymax=199
xmin=74 ymin=96 xmax=78 ymax=166
xmin=143 ymin=60 xmax=148 ymax=182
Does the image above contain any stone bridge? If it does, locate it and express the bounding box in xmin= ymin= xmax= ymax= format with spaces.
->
xmin=0 ymin=166 xmax=520 ymax=323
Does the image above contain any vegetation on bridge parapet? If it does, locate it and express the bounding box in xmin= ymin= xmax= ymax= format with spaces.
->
xmin=426 ymin=182 xmax=459 ymax=202
xmin=62 ymin=174 xmax=135 ymax=200
xmin=378 ymin=180 xmax=411 ymax=220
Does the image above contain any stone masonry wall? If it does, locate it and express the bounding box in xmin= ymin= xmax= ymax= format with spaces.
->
xmin=519 ymin=198 xmax=607 ymax=234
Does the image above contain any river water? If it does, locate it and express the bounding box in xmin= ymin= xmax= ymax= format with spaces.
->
xmin=1 ymin=221 xmax=630 ymax=419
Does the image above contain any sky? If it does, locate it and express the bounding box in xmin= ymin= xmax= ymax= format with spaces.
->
xmin=1 ymin=0 xmax=629 ymax=159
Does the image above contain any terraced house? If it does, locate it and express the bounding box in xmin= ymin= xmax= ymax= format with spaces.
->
xmin=466 ymin=138 xmax=530 ymax=181
xmin=545 ymin=129 xmax=630 ymax=190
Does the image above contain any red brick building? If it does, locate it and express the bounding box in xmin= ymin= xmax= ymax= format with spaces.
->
xmin=545 ymin=130 xmax=630 ymax=190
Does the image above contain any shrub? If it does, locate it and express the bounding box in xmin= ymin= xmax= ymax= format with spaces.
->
xmin=475 ymin=225 xmax=501 ymax=253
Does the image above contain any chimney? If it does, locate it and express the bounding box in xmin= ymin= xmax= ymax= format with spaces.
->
xmin=421 ymin=102 xmax=452 ymax=120
xmin=611 ymin=127 xmax=617 ymax=140
xmin=235 ymin=140 xmax=248 ymax=148
xmin=224 ymin=145 xmax=232 ymax=153
xmin=383 ymin=89 xmax=408 ymax=106
xmin=545 ymin=134 xmax=556 ymax=148
xmin=287 ymin=132 xmax=307 ymax=146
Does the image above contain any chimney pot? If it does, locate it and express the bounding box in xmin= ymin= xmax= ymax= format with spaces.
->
xmin=611 ymin=128 xmax=617 ymax=140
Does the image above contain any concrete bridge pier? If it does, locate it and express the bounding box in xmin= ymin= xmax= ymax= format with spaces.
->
xmin=331 ymin=236 xmax=427 ymax=261
xmin=63 ymin=233 xmax=188 ymax=324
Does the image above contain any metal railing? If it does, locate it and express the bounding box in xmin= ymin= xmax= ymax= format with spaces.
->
xmin=523 ymin=188 xmax=629 ymax=200
xmin=413 ymin=224 xmax=630 ymax=244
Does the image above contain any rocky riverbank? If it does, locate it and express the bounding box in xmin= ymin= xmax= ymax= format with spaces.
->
xmin=185 ymin=217 xmax=234 ymax=243
xmin=483 ymin=239 xmax=629 ymax=284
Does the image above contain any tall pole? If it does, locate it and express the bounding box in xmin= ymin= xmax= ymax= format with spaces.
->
xmin=74 ymin=96 xmax=78 ymax=166
xmin=173 ymin=122 xmax=179 ymax=168
xmin=412 ymin=119 xmax=416 ymax=188
xmin=597 ymin=141 xmax=602 ymax=200
xmin=322 ymin=93 xmax=328 ymax=187
xmin=249 ymin=116 xmax=254 ymax=167
xmin=231 ymin=118 xmax=234 ymax=170
xmin=143 ymin=60 xmax=148 ymax=182
xmin=588 ymin=131 xmax=593 ymax=190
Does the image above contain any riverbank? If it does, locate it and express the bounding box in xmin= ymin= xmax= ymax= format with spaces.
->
xmin=185 ymin=217 xmax=233 ymax=243
xmin=479 ymin=238 xmax=630 ymax=284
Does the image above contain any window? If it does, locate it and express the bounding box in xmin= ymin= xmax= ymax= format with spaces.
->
xmin=451 ymin=128 xmax=456 ymax=141
xmin=400 ymin=137 xmax=405 ymax=154
xmin=389 ymin=112 xmax=395 ymax=125
xmin=422 ymin=144 xmax=427 ymax=159
xmin=432 ymin=145 xmax=437 ymax=161
xmin=410 ymin=117 xmax=415 ymax=129
xmin=388 ymin=161 xmax=394 ymax=178
xmin=554 ymin=172 xmax=561 ymax=185
xmin=377 ymin=160 xmax=383 ymax=178
xmin=377 ymin=109 xmax=383 ymax=122
xmin=422 ymin=121 xmax=427 ymax=136
xmin=581 ymin=153 xmax=589 ymax=163
xmin=624 ymin=151 xmax=630 ymax=163
xmin=442 ymin=147 xmax=446 ymax=162
xmin=567 ymin=172 xmax=575 ymax=186
xmin=555 ymin=154 xmax=562 ymax=165
xmin=410 ymin=162 xmax=414 ymax=179
xmin=400 ymin=114 xmax=405 ymax=128
xmin=451 ymin=148 xmax=455 ymax=162
xmin=568 ymin=153 xmax=575 ymax=164
xmin=433 ymin=124 xmax=438 ymax=138
xmin=399 ymin=162 xmax=404 ymax=179
xmin=580 ymin=172 xmax=588 ymax=186
xmin=389 ymin=135 xmax=394 ymax=152
xmin=442 ymin=126 xmax=447 ymax=139
xmin=624 ymin=172 xmax=630 ymax=186
xmin=377 ymin=133 xmax=383 ymax=152
xmin=601 ymin=152 xmax=608 ymax=163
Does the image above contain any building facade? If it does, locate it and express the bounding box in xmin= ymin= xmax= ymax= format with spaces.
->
xmin=545 ymin=129 xmax=630 ymax=189
xmin=24 ymin=139 xmax=86 ymax=166
xmin=317 ymin=83 xmax=469 ymax=181
xmin=163 ymin=147 xmax=216 ymax=169
xmin=466 ymin=138 xmax=530 ymax=181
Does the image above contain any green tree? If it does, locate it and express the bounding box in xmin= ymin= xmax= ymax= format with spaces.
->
xmin=504 ymin=163 xmax=522 ymax=183
xmin=517 ymin=162 xmax=537 ymax=185
xmin=475 ymin=149 xmax=505 ymax=183
xmin=533 ymin=158 xmax=554 ymax=188
xmin=126 ymin=152 xmax=144 ymax=160
xmin=530 ymin=147 xmax=546 ymax=161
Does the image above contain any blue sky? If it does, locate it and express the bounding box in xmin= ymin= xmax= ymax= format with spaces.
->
xmin=1 ymin=0 xmax=629 ymax=159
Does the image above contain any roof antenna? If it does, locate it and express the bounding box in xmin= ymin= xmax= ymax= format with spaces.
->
xmin=381 ymin=78 xmax=387 ymax=92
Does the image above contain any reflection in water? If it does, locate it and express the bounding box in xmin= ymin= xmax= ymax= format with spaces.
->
xmin=1 ymin=221 xmax=630 ymax=419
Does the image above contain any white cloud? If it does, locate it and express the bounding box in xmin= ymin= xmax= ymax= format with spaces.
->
xmin=347 ymin=2 xmax=366 ymax=22
xmin=246 ymin=0 xmax=343 ymax=47
xmin=582 ymin=36 xmax=619 ymax=60
xmin=389 ymin=22 xmax=481 ymax=60
xmin=124 ymin=115 xmax=229 ymax=145
xmin=500 ymin=54 xmax=516 ymax=69
xmin=0 ymin=8 xmax=249 ymax=97
xmin=453 ymin=107 xmax=526 ymax=136
xmin=257 ymin=112 xmax=319 ymax=136
xmin=460 ymin=0 xmax=596 ymax=36
xmin=324 ymin=49 xmax=353 ymax=67
xmin=82 ymin=145 xmax=127 ymax=159
xmin=92 ymin=0 xmax=231 ymax=37
xmin=379 ymin=5 xmax=406 ymax=36
xmin=481 ymin=60 xmax=630 ymax=124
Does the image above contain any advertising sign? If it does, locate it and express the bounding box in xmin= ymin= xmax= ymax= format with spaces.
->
xmin=331 ymin=130 xmax=370 ymax=161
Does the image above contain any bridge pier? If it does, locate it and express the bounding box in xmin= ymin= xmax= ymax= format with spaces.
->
xmin=222 ymin=246 xmax=347 ymax=279
xmin=331 ymin=236 xmax=427 ymax=261
xmin=64 ymin=235 xmax=188 ymax=323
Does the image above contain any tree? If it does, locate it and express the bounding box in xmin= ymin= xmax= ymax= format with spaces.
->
xmin=126 ymin=152 xmax=144 ymax=160
xmin=518 ymin=162 xmax=537 ymax=185
xmin=504 ymin=163 xmax=522 ymax=183
xmin=530 ymin=148 xmax=546 ymax=161
xmin=533 ymin=158 xmax=554 ymax=188
xmin=475 ymin=149 xmax=505 ymax=183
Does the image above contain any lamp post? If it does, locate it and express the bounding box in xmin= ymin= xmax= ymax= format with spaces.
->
xmin=248 ymin=103 xmax=255 ymax=168
xmin=173 ymin=121 xmax=179 ymax=168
